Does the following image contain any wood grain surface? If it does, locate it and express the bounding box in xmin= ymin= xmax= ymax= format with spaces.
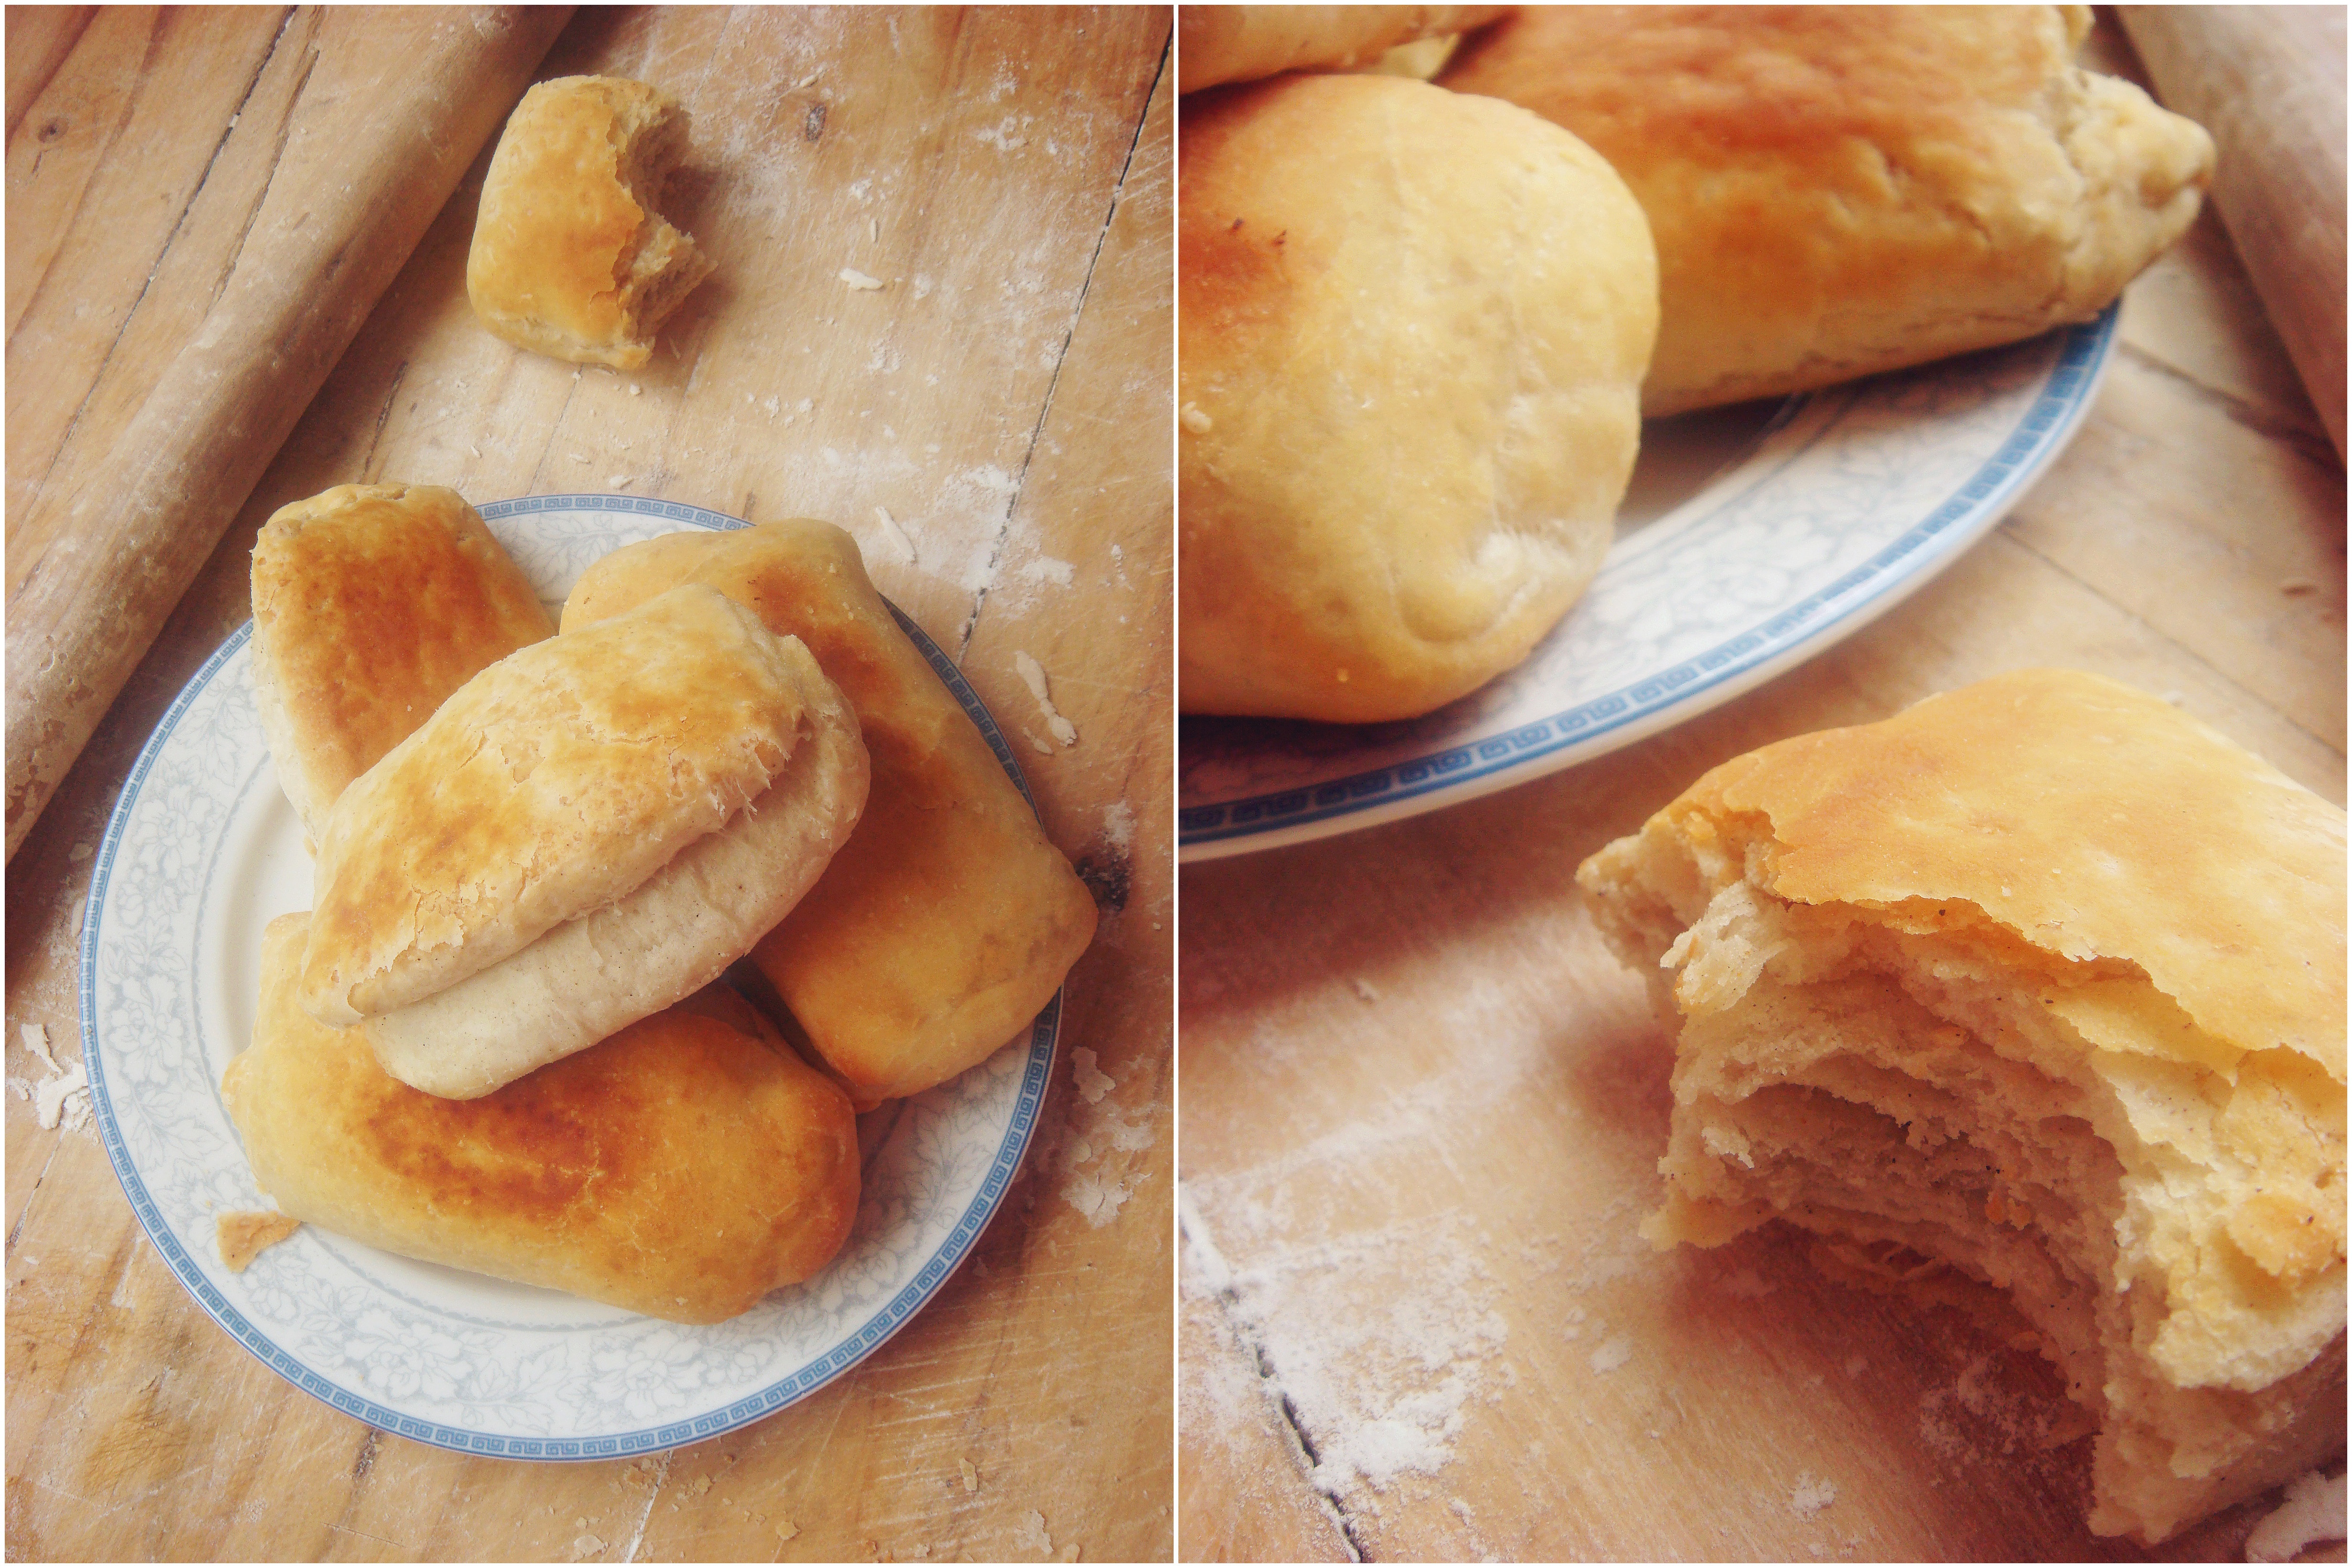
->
xmin=6 ymin=7 xmax=1173 ymax=1561
xmin=1175 ymin=17 xmax=2347 ymax=1565
xmin=3 ymin=5 xmax=571 ymax=859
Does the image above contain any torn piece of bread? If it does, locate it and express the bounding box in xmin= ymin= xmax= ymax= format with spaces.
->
xmin=1442 ymin=6 xmax=2215 ymax=413
xmin=228 ymin=915 xmax=858 ymax=1324
xmin=562 ymin=521 xmax=1098 ymax=1105
xmin=300 ymin=583 xmax=869 ymax=1099
xmin=466 ymin=75 xmax=714 ymax=369
xmin=1179 ymin=74 xmax=1657 ymax=721
xmin=216 ymin=1209 xmax=301 ymax=1273
xmin=1177 ymin=5 xmax=1512 ymax=94
xmin=249 ymin=482 xmax=553 ymax=841
xmin=1577 ymin=669 xmax=2346 ymax=1543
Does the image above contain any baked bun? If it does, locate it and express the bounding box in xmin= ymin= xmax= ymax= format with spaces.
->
xmin=1177 ymin=5 xmax=1511 ymax=94
xmin=300 ymin=583 xmax=869 ymax=1099
xmin=1179 ymin=74 xmax=1657 ymax=722
xmin=249 ymin=483 xmax=552 ymax=840
xmin=466 ymin=75 xmax=714 ymax=370
xmin=1442 ymin=6 xmax=2215 ymax=414
xmin=1577 ymin=669 xmax=2347 ymax=1543
xmin=562 ymin=522 xmax=1099 ymax=1105
xmin=227 ymin=915 xmax=858 ymax=1324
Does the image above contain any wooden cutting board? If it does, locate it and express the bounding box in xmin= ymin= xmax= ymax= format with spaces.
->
xmin=5 ymin=7 xmax=1172 ymax=1561
xmin=1176 ymin=16 xmax=2346 ymax=1564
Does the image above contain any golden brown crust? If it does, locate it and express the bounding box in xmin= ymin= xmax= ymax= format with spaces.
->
xmin=1177 ymin=5 xmax=1512 ymax=94
xmin=249 ymin=483 xmax=552 ymax=838
xmin=1442 ymin=5 xmax=2214 ymax=413
xmin=227 ymin=916 xmax=858 ymax=1323
xmin=465 ymin=75 xmax=713 ymax=370
xmin=1178 ymin=74 xmax=1656 ymax=721
xmin=300 ymin=584 xmax=818 ymax=1028
xmin=562 ymin=522 xmax=1098 ymax=1103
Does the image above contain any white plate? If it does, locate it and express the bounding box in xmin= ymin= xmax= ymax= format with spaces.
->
xmin=1177 ymin=308 xmax=2119 ymax=860
xmin=80 ymin=496 xmax=1059 ymax=1459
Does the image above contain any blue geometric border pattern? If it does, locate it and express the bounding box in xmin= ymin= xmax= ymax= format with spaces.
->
xmin=1178 ymin=307 xmax=2118 ymax=848
xmin=82 ymin=497 xmax=1061 ymax=1459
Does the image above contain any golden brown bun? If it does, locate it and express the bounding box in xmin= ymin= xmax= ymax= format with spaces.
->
xmin=302 ymin=584 xmax=870 ymax=1099
xmin=1442 ymin=6 xmax=2215 ymax=413
xmin=1178 ymin=74 xmax=1656 ymax=721
xmin=226 ymin=915 xmax=858 ymax=1324
xmin=466 ymin=75 xmax=713 ymax=369
xmin=1577 ymin=669 xmax=2346 ymax=1543
xmin=1177 ymin=5 xmax=1512 ymax=93
xmin=562 ymin=522 xmax=1098 ymax=1104
xmin=249 ymin=483 xmax=552 ymax=840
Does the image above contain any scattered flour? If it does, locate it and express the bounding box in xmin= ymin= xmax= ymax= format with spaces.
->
xmin=17 ymin=1024 xmax=90 ymax=1132
xmin=1588 ymin=1335 xmax=1633 ymax=1376
xmin=1072 ymin=1047 xmax=1114 ymax=1104
xmin=1012 ymin=1510 xmax=1050 ymax=1556
xmin=1016 ymin=556 xmax=1074 ymax=589
xmin=1013 ymin=652 xmax=1078 ymax=747
xmin=1179 ymin=1181 xmax=1509 ymax=1505
xmin=870 ymin=506 xmax=918 ymax=565
xmin=1790 ymin=1473 xmax=1838 ymax=1518
xmin=1100 ymin=801 xmax=1135 ymax=853
xmin=2246 ymin=1470 xmax=2347 ymax=1563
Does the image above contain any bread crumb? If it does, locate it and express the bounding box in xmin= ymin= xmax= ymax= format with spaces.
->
xmin=1790 ymin=1474 xmax=1838 ymax=1518
xmin=628 ymin=383 xmax=642 ymax=396
xmin=1013 ymin=1511 xmax=1051 ymax=1556
xmin=872 ymin=507 xmax=917 ymax=565
xmin=1073 ymin=1048 xmax=1113 ymax=1104
xmin=609 ymin=476 xmax=632 ymax=489
xmin=572 ymin=1534 xmax=603 ymax=1556
xmin=839 ymin=267 xmax=886 ymax=291
xmin=218 ymin=1210 xmax=302 ymax=1271
xmin=34 ymin=1059 xmax=87 ymax=1131
xmin=1179 ymin=401 xmax=1211 ymax=434
xmin=1353 ymin=978 xmax=1379 ymax=1002
xmin=2246 ymin=1469 xmax=2346 ymax=1562
xmin=67 ymin=842 xmax=90 ymax=861
xmin=1014 ymin=652 xmax=1078 ymax=747
xmin=776 ymin=1520 xmax=799 ymax=1542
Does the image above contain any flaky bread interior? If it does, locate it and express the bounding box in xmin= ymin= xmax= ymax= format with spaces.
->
xmin=465 ymin=75 xmax=714 ymax=370
xmin=1577 ymin=670 xmax=2346 ymax=1544
xmin=227 ymin=916 xmax=858 ymax=1324
xmin=302 ymin=585 xmax=869 ymax=1099
xmin=561 ymin=521 xmax=1098 ymax=1105
xmin=1441 ymin=5 xmax=2215 ymax=414
xmin=249 ymin=482 xmax=552 ymax=840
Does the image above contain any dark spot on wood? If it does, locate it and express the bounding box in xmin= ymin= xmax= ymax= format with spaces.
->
xmin=1273 ymin=231 xmax=1287 ymax=247
xmin=39 ymin=118 xmax=66 ymax=142
xmin=804 ymin=102 xmax=827 ymax=142
xmin=1076 ymin=850 xmax=1130 ymax=912
xmin=1229 ymin=217 xmax=1243 ymax=232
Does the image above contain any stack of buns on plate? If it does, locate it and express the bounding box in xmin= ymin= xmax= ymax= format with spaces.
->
xmin=223 ymin=482 xmax=1094 ymax=1324
xmin=1176 ymin=4 xmax=2213 ymax=722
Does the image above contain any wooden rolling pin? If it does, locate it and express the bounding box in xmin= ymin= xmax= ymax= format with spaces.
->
xmin=2 ymin=5 xmax=571 ymax=860
xmin=2118 ymin=5 xmax=2348 ymax=463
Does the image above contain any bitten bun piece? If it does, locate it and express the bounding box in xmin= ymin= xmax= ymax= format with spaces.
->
xmin=300 ymin=583 xmax=869 ymax=1100
xmin=1577 ymin=669 xmax=2346 ymax=1543
xmin=1177 ymin=5 xmax=1512 ymax=94
xmin=1443 ymin=6 xmax=2215 ymax=414
xmin=1179 ymin=74 xmax=1657 ymax=722
xmin=227 ymin=916 xmax=858 ymax=1324
xmin=562 ymin=521 xmax=1099 ymax=1105
xmin=249 ymin=483 xmax=552 ymax=840
xmin=466 ymin=75 xmax=714 ymax=370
